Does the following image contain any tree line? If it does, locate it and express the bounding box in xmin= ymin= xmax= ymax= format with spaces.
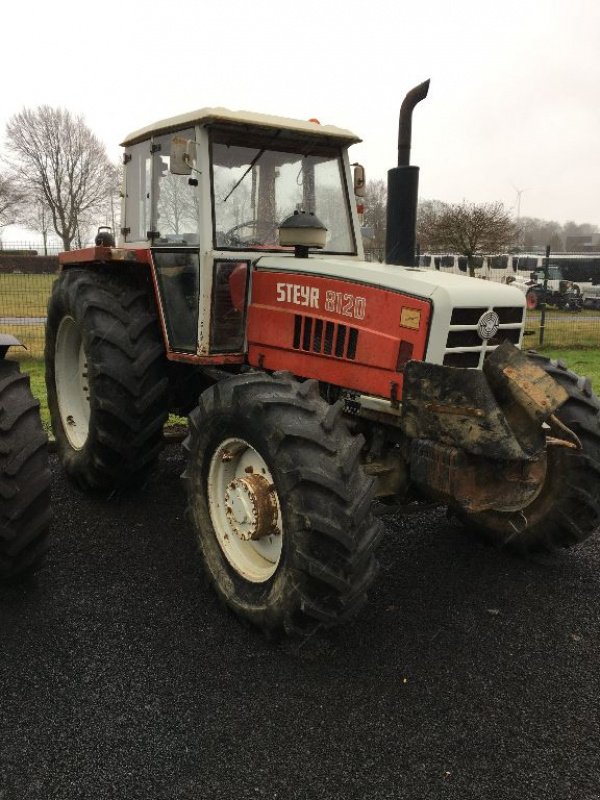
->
xmin=363 ymin=179 xmax=599 ymax=275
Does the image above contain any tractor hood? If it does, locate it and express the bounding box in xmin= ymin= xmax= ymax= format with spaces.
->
xmin=254 ymin=255 xmax=526 ymax=310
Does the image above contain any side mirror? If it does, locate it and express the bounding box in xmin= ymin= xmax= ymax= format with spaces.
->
xmin=170 ymin=136 xmax=197 ymax=175
xmin=352 ymin=163 xmax=366 ymax=197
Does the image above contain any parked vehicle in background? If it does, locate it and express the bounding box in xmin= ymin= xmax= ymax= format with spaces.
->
xmin=504 ymin=265 xmax=583 ymax=311
xmin=578 ymin=280 xmax=600 ymax=310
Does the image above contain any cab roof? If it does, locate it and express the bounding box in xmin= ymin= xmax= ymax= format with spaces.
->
xmin=120 ymin=106 xmax=361 ymax=147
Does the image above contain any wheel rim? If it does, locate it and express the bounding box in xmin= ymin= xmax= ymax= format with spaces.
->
xmin=54 ymin=315 xmax=91 ymax=450
xmin=207 ymin=437 xmax=283 ymax=583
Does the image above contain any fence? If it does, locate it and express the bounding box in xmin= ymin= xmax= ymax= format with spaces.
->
xmin=2 ymin=263 xmax=600 ymax=362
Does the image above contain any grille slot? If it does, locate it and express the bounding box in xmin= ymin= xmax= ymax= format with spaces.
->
xmin=489 ymin=329 xmax=521 ymax=345
xmin=447 ymin=330 xmax=484 ymax=348
xmin=496 ymin=307 xmax=524 ymax=324
xmin=444 ymin=352 xmax=481 ymax=368
xmin=293 ymin=315 xmax=359 ymax=360
xmin=450 ymin=307 xmax=488 ymax=325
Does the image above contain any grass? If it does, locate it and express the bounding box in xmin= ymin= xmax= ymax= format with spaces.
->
xmin=0 ymin=273 xmax=56 ymax=317
xmin=0 ymin=273 xmax=56 ymax=359
xmin=523 ymin=308 xmax=600 ymax=349
xmin=538 ymin=348 xmax=600 ymax=389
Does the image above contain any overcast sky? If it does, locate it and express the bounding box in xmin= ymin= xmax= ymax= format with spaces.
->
xmin=1 ymin=0 xmax=598 ymax=241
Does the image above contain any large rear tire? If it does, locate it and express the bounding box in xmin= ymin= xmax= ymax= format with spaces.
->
xmin=45 ymin=268 xmax=169 ymax=491
xmin=456 ymin=354 xmax=600 ymax=553
xmin=0 ymin=360 xmax=50 ymax=580
xmin=183 ymin=372 xmax=383 ymax=637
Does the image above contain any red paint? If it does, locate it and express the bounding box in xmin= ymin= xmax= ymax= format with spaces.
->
xmin=247 ymin=271 xmax=430 ymax=400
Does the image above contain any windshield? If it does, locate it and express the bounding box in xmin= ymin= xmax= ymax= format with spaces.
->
xmin=211 ymin=132 xmax=355 ymax=253
xmin=534 ymin=266 xmax=563 ymax=281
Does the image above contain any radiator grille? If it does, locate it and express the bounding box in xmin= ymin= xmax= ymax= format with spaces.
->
xmin=293 ymin=315 xmax=359 ymax=360
xmin=443 ymin=306 xmax=524 ymax=368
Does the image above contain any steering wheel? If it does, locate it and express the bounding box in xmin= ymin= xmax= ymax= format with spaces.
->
xmin=219 ymin=220 xmax=259 ymax=247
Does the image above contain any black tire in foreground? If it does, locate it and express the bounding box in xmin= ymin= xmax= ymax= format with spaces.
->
xmin=45 ymin=268 xmax=169 ymax=491
xmin=183 ymin=372 xmax=383 ymax=637
xmin=457 ymin=353 xmax=600 ymax=554
xmin=0 ymin=360 xmax=50 ymax=580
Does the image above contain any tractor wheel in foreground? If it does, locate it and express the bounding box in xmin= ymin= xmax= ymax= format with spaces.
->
xmin=0 ymin=360 xmax=50 ymax=580
xmin=45 ymin=268 xmax=169 ymax=491
xmin=456 ymin=353 xmax=600 ymax=554
xmin=183 ymin=372 xmax=383 ymax=638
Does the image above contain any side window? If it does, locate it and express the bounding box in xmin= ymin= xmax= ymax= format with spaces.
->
xmin=123 ymin=141 xmax=151 ymax=243
xmin=153 ymin=129 xmax=199 ymax=244
xmin=152 ymin=249 xmax=200 ymax=352
xmin=210 ymin=261 xmax=249 ymax=352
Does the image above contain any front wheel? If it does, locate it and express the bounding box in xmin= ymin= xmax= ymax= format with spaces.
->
xmin=0 ymin=361 xmax=50 ymax=580
xmin=183 ymin=373 xmax=382 ymax=637
xmin=455 ymin=354 xmax=600 ymax=553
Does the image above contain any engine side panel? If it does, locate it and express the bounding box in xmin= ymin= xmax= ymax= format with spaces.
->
xmin=247 ymin=270 xmax=431 ymax=400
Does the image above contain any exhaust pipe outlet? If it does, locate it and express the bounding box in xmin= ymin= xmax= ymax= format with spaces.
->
xmin=385 ymin=79 xmax=430 ymax=266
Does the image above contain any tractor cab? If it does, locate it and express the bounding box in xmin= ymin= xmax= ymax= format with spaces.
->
xmin=119 ymin=109 xmax=363 ymax=358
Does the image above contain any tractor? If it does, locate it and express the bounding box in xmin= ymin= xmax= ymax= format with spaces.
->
xmin=44 ymin=82 xmax=600 ymax=637
xmin=0 ymin=335 xmax=50 ymax=580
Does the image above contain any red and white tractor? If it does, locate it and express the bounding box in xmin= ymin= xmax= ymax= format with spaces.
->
xmin=44 ymin=83 xmax=600 ymax=636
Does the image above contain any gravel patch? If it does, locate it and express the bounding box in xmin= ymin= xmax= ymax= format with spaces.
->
xmin=1 ymin=450 xmax=599 ymax=799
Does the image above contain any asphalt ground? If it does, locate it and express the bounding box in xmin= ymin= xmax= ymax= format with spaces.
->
xmin=1 ymin=449 xmax=600 ymax=800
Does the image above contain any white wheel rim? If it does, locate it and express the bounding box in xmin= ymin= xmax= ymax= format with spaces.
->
xmin=55 ymin=315 xmax=91 ymax=450
xmin=208 ymin=437 xmax=283 ymax=583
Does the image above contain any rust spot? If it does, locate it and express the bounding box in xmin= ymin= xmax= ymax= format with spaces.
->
xmin=221 ymin=449 xmax=234 ymax=462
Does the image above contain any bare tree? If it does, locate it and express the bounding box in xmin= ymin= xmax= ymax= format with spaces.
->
xmin=5 ymin=106 xmax=113 ymax=250
xmin=417 ymin=199 xmax=447 ymax=252
xmin=0 ymin=173 xmax=24 ymax=230
xmin=362 ymin=179 xmax=387 ymax=257
xmin=424 ymin=201 xmax=517 ymax=276
xmin=18 ymin=197 xmax=52 ymax=254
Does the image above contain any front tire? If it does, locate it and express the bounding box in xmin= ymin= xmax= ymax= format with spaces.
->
xmin=456 ymin=354 xmax=600 ymax=553
xmin=183 ymin=372 xmax=382 ymax=637
xmin=0 ymin=361 xmax=50 ymax=580
xmin=45 ymin=268 xmax=169 ymax=491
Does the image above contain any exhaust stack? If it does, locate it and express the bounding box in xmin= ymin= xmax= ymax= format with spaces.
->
xmin=385 ymin=79 xmax=430 ymax=266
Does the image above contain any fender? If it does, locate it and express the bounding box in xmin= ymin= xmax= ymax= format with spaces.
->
xmin=0 ymin=333 xmax=23 ymax=359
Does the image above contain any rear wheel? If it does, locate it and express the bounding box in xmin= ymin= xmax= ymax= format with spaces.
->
xmin=183 ymin=372 xmax=382 ymax=637
xmin=456 ymin=354 xmax=600 ymax=553
xmin=0 ymin=360 xmax=50 ymax=580
xmin=45 ymin=268 xmax=169 ymax=490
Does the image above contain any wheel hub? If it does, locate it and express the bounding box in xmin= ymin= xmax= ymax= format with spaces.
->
xmin=225 ymin=473 xmax=280 ymax=541
xmin=207 ymin=437 xmax=284 ymax=583
xmin=54 ymin=315 xmax=90 ymax=450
